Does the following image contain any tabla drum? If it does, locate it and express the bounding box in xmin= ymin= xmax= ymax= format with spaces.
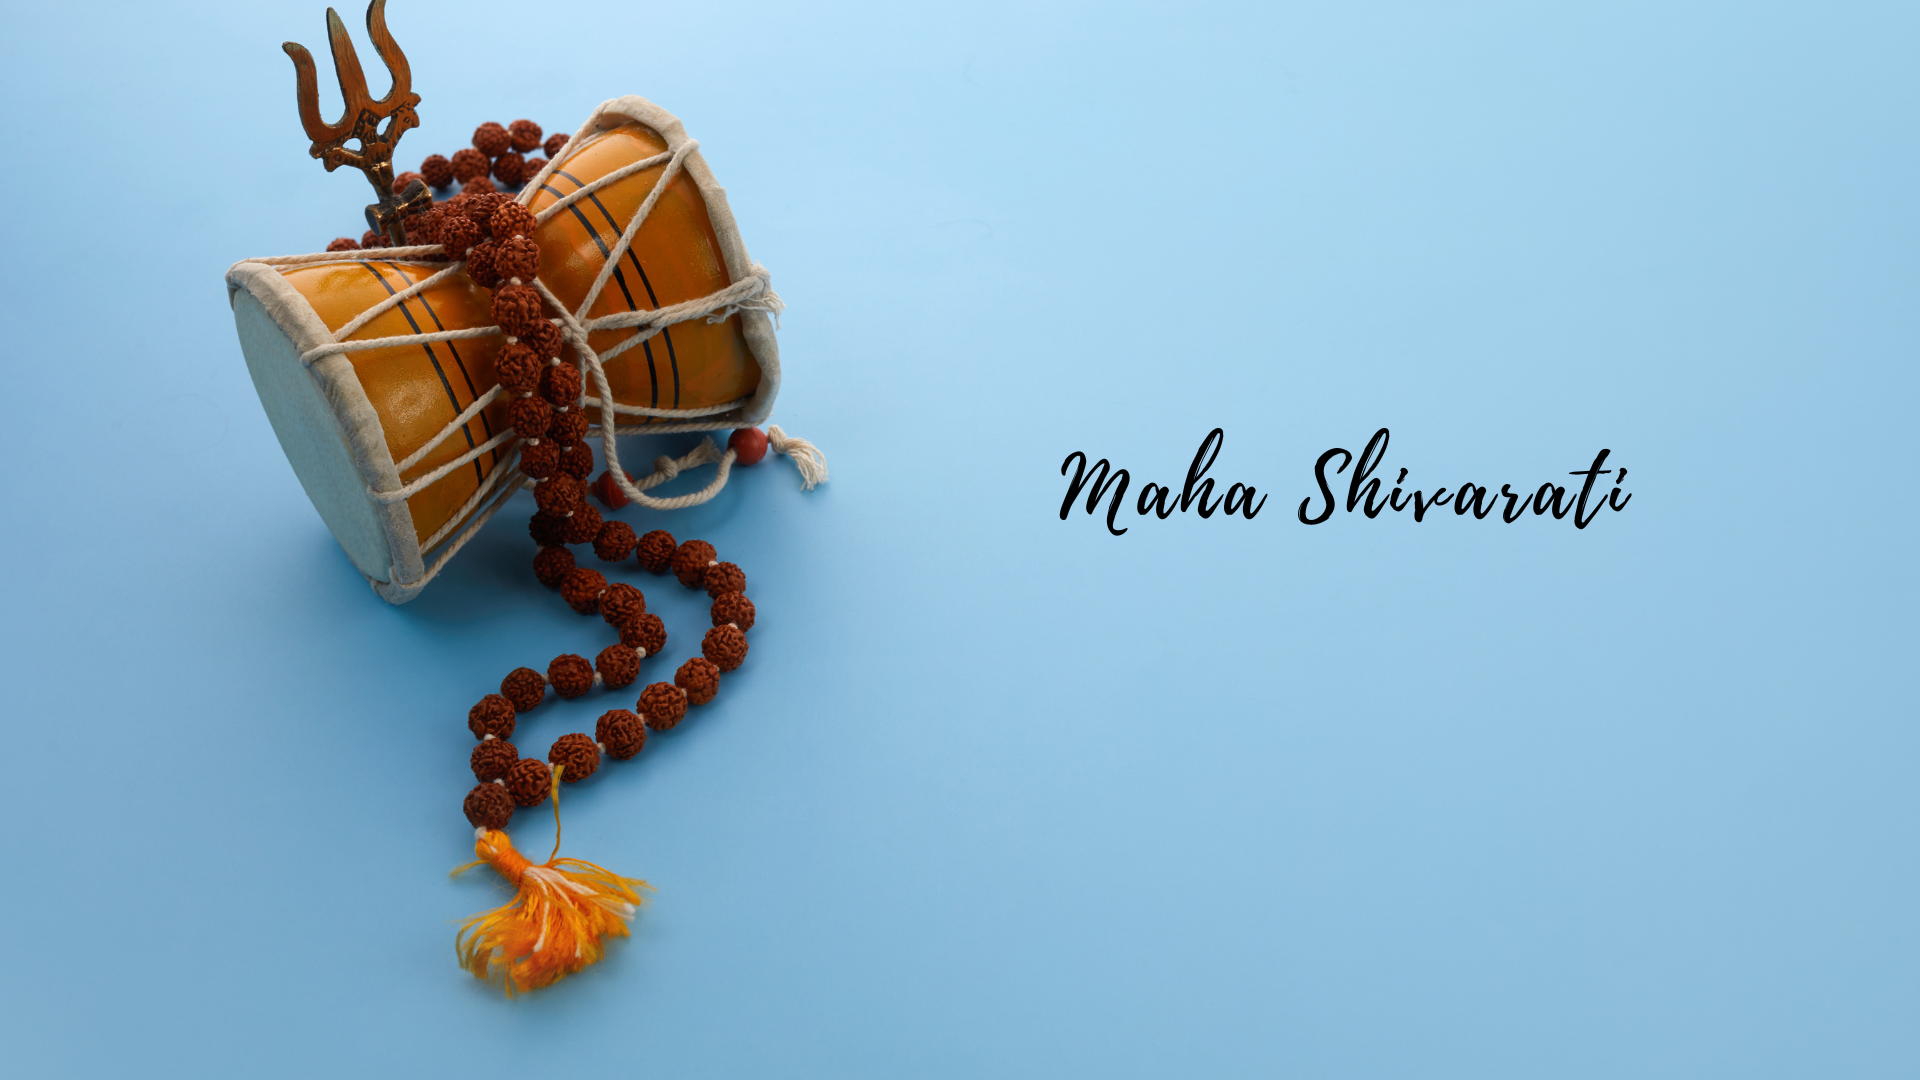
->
xmin=228 ymin=96 xmax=783 ymax=603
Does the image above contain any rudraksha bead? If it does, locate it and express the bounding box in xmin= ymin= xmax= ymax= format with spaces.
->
xmin=558 ymin=440 xmax=596 ymax=481
xmin=636 ymin=530 xmax=676 ymax=573
xmin=461 ymin=191 xmax=509 ymax=228
xmin=551 ymin=409 xmax=589 ymax=444
xmin=534 ymin=474 xmax=583 ymax=515
xmin=711 ymin=591 xmax=755 ymax=631
xmin=392 ymin=171 xmax=423 ymax=194
xmin=496 ymin=343 xmax=541 ymax=394
xmin=464 ymin=783 xmax=515 ymax=829
xmin=638 ymin=681 xmax=688 ymax=730
xmin=560 ymin=567 xmax=606 ymax=614
xmin=545 ymin=133 xmax=569 ymax=158
xmin=466 ymin=239 xmax=501 ymax=289
xmin=462 ymin=175 xmax=497 ymax=195
xmin=675 ymin=657 xmax=720 ymax=706
xmin=403 ymin=210 xmax=440 ymax=246
xmin=619 ymin=612 xmax=666 ymax=656
xmin=494 ymin=235 xmax=540 ymax=282
xmin=491 ymin=202 xmax=538 ymax=241
xmin=361 ymin=229 xmax=384 ymax=248
xmin=547 ymin=652 xmax=595 ymax=698
xmin=509 ymin=396 xmax=552 ymax=439
xmin=549 ymin=733 xmax=600 ymax=782
xmin=505 ymin=757 xmax=552 ymax=806
xmin=421 ymin=153 xmax=454 ymax=188
xmin=533 ymin=545 xmax=575 ymax=588
xmin=439 ymin=214 xmax=481 ymax=257
xmin=704 ymin=561 xmax=746 ymax=597
xmin=493 ymin=284 xmax=545 ymax=338
xmin=596 ymin=709 xmax=646 ymax=760
xmin=470 ymin=737 xmax=518 ymax=782
xmin=468 ymin=694 xmax=517 ymax=740
xmin=521 ymin=156 xmax=547 ymax=180
xmin=595 ymin=643 xmax=640 ymax=689
xmin=520 ymin=439 xmax=560 ymax=481
xmin=594 ymin=520 xmax=637 ymax=563
xmin=539 ymin=362 xmax=582 ymax=407
xmin=528 ymin=510 xmax=567 ymax=547
xmin=509 ymin=119 xmax=543 ymax=152
xmin=327 ymin=236 xmax=359 ymax=252
xmin=521 ymin=319 xmax=561 ymax=360
xmin=501 ymin=667 xmax=547 ymax=712
xmin=729 ymin=426 xmax=769 ymax=465
xmin=491 ymin=152 xmax=526 ymax=186
xmin=703 ymin=624 xmax=749 ymax=672
xmin=561 ymin=503 xmax=603 ymax=545
xmin=599 ymin=582 xmax=645 ymax=626
xmin=672 ymin=540 xmax=717 ymax=588
xmin=473 ymin=121 xmax=512 ymax=157
xmin=450 ymin=146 xmax=490 ymax=182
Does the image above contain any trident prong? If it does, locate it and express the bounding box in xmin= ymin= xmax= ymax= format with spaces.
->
xmin=284 ymin=0 xmax=432 ymax=245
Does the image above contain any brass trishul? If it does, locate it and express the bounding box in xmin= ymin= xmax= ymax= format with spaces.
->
xmin=283 ymin=0 xmax=433 ymax=245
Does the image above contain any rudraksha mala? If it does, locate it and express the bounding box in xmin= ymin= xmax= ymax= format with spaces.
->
xmin=460 ymin=532 xmax=756 ymax=833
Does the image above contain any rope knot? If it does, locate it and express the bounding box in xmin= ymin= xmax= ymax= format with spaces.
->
xmin=653 ymin=455 xmax=680 ymax=481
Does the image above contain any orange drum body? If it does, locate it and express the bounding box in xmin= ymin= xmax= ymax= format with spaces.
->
xmin=228 ymin=97 xmax=781 ymax=602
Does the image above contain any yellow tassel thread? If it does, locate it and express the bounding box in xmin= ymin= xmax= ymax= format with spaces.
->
xmin=453 ymin=765 xmax=652 ymax=994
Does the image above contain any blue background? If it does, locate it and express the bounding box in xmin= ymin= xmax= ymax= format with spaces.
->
xmin=3 ymin=1 xmax=1915 ymax=1075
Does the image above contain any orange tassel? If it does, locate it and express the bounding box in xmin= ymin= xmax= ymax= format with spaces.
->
xmin=453 ymin=766 xmax=652 ymax=994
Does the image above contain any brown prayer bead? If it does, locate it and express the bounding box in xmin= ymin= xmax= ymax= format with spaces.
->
xmin=521 ymin=319 xmax=561 ymax=360
xmin=528 ymin=510 xmax=567 ymax=547
xmin=473 ymin=121 xmax=511 ymax=157
xmin=676 ymin=657 xmax=720 ymax=706
xmin=519 ymin=439 xmax=560 ymax=480
xmin=561 ymin=503 xmax=603 ymax=545
xmin=595 ymin=644 xmax=640 ymax=689
xmin=594 ymin=521 xmax=637 ymax=563
xmin=509 ymin=396 xmax=552 ymax=439
xmin=501 ymin=667 xmax=547 ymax=712
xmin=462 ymin=192 xmax=508 ymax=228
xmin=465 ymin=239 xmax=501 ymax=288
xmin=704 ymin=561 xmax=746 ymax=597
xmin=494 ymin=235 xmax=539 ymax=282
xmin=450 ymin=147 xmax=489 ymax=182
xmin=558 ymin=440 xmax=596 ymax=481
xmin=548 ymin=653 xmax=595 ymax=698
xmin=505 ymin=758 xmax=552 ymax=806
xmin=491 ymin=202 xmax=538 ymax=242
xmin=493 ymin=284 xmax=545 ymax=338
xmin=548 ymin=733 xmax=600 ymax=782
xmin=468 ymin=694 xmax=517 ymax=740
xmin=464 ymin=783 xmax=515 ymax=829
xmin=710 ymin=591 xmax=755 ymax=631
xmin=619 ymin=613 xmax=666 ymax=656
xmin=599 ymin=582 xmax=645 ymax=627
xmin=461 ymin=174 xmax=497 ymax=195
xmin=495 ymin=343 xmax=541 ymax=394
xmin=470 ymin=738 xmax=518 ymax=782
xmin=509 ymin=119 xmax=543 ymax=153
xmin=672 ymin=540 xmax=717 ymax=588
xmin=533 ymin=545 xmax=575 ymax=588
xmin=438 ymin=214 xmax=480 ymax=257
xmin=534 ymin=474 xmax=583 ymax=515
xmin=636 ymin=530 xmax=676 ymax=573
xmin=326 ymin=237 xmax=359 ymax=252
xmin=540 ymin=362 xmax=582 ymax=408
xmin=551 ymin=409 xmax=589 ymax=444
xmin=703 ymin=624 xmax=749 ymax=672
xmin=421 ymin=153 xmax=454 ymax=188
xmin=560 ymin=567 xmax=606 ymax=614
xmin=638 ymin=681 xmax=688 ymax=730
xmin=596 ymin=709 xmax=646 ymax=760
xmin=491 ymin=152 xmax=526 ymax=186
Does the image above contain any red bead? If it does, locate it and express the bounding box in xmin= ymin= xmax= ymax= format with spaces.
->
xmin=592 ymin=470 xmax=631 ymax=509
xmin=729 ymin=427 xmax=769 ymax=465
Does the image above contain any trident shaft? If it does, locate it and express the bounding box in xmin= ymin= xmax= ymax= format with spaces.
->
xmin=284 ymin=0 xmax=432 ymax=245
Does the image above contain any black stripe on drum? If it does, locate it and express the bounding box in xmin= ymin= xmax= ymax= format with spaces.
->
xmin=359 ymin=262 xmax=486 ymax=487
xmin=556 ymin=167 xmax=682 ymax=409
xmin=540 ymin=177 xmax=662 ymax=410
xmin=397 ymin=264 xmax=496 ymax=448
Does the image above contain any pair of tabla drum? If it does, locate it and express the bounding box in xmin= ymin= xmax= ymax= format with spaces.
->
xmin=228 ymin=96 xmax=782 ymax=603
